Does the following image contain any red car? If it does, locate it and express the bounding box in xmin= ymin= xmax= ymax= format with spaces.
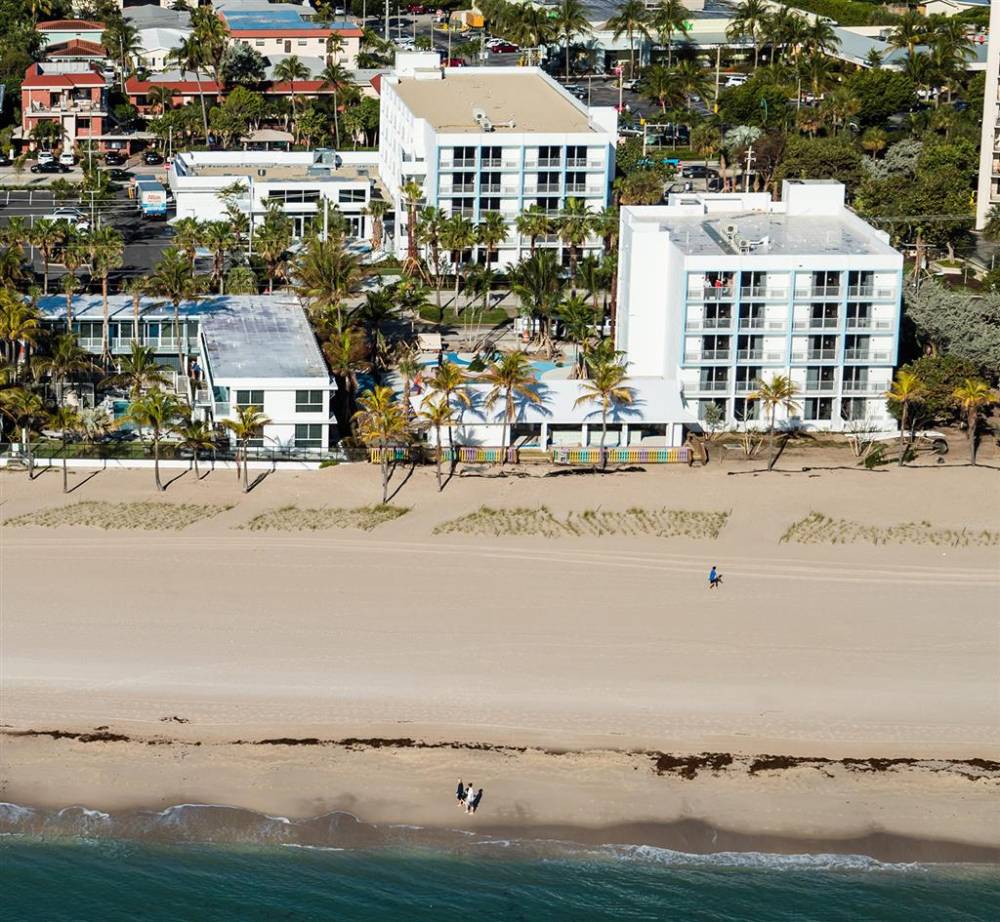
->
xmin=446 ymin=58 xmax=465 ymax=67
xmin=489 ymin=42 xmax=518 ymax=54
xmin=406 ymin=3 xmax=428 ymax=12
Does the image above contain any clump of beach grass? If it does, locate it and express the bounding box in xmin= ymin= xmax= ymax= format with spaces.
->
xmin=433 ymin=506 xmax=730 ymax=539
xmin=239 ymin=504 xmax=409 ymax=532
xmin=5 ymin=501 xmax=231 ymax=531
xmin=781 ymin=512 xmax=1000 ymax=548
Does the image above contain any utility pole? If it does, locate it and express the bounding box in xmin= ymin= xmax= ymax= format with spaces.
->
xmin=714 ymin=45 xmax=721 ymax=111
xmin=384 ymin=0 xmax=389 ymax=42
xmin=743 ymin=144 xmax=755 ymax=194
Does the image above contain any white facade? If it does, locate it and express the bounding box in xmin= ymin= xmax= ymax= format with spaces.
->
xmin=976 ymin=0 xmax=1000 ymax=229
xmin=379 ymin=55 xmax=617 ymax=267
xmin=616 ymin=181 xmax=903 ymax=433
xmin=168 ymin=150 xmax=374 ymax=241
xmin=137 ymin=28 xmax=187 ymax=71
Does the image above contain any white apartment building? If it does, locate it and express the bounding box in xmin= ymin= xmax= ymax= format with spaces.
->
xmin=168 ymin=150 xmax=375 ymax=241
xmin=378 ymin=53 xmax=617 ymax=267
xmin=976 ymin=0 xmax=1000 ymax=229
xmin=617 ymin=181 xmax=903 ymax=432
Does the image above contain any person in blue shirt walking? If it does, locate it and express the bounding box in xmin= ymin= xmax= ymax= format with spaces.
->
xmin=709 ymin=566 xmax=722 ymax=589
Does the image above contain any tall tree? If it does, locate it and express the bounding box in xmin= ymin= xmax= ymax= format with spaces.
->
xmin=120 ymin=389 xmax=187 ymax=491
xmin=101 ymin=342 xmax=171 ymax=405
xmin=607 ymin=0 xmax=650 ymax=80
xmin=574 ymin=352 xmax=633 ymax=469
xmin=482 ymin=351 xmax=542 ymax=467
xmin=440 ymin=213 xmax=476 ymax=311
xmin=553 ymin=0 xmax=592 ymax=79
xmin=29 ymin=218 xmax=64 ymax=296
xmin=427 ymin=361 xmax=471 ymax=471
xmin=320 ymin=60 xmax=350 ymax=147
xmin=401 ymin=180 xmax=424 ymax=278
xmin=749 ymin=373 xmax=799 ymax=471
xmin=514 ymin=205 xmax=552 ymax=256
xmin=884 ymin=370 xmax=926 ymax=467
xmin=293 ymin=234 xmax=361 ymax=324
xmin=556 ymin=197 xmax=593 ymax=280
xmin=221 ymin=404 xmax=271 ymax=492
xmin=418 ymin=394 xmax=455 ymax=492
xmin=652 ymin=0 xmax=691 ymax=68
xmin=726 ymin=0 xmax=769 ymax=67
xmin=148 ymin=247 xmax=202 ymax=369
xmin=85 ymin=226 xmax=125 ymax=362
xmin=48 ymin=404 xmax=81 ymax=494
xmin=352 ymin=385 xmax=409 ymax=503
xmin=273 ymin=55 xmax=311 ymax=142
xmin=168 ymin=36 xmax=212 ymax=144
xmin=34 ymin=334 xmax=96 ymax=407
xmin=952 ymin=379 xmax=995 ymax=466
xmin=201 ymin=221 xmax=237 ymax=295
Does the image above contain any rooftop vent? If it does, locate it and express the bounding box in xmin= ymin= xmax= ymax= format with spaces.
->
xmin=472 ymin=107 xmax=494 ymax=132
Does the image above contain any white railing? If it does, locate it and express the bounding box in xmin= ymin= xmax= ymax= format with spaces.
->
xmin=848 ymin=285 xmax=895 ymax=299
xmin=686 ymin=318 xmax=733 ymax=331
xmin=792 ymin=317 xmax=839 ymax=330
xmin=685 ymin=350 xmax=730 ymax=361
xmin=695 ymin=381 xmax=730 ymax=392
xmin=688 ymin=286 xmax=736 ymax=302
xmin=740 ymin=287 xmax=787 ymax=300
xmin=846 ymin=317 xmax=893 ymax=330
xmin=795 ymin=285 xmax=841 ymax=299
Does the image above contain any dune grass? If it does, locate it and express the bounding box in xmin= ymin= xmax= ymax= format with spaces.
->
xmin=781 ymin=512 xmax=1000 ymax=548
xmin=239 ymin=505 xmax=409 ymax=532
xmin=5 ymin=501 xmax=231 ymax=531
xmin=433 ymin=506 xmax=730 ymax=539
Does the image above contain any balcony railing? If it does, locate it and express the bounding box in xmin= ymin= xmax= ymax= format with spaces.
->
xmin=442 ymin=159 xmax=476 ymax=170
xmin=566 ymin=158 xmax=604 ymax=169
xmin=740 ymin=287 xmax=787 ymax=300
xmin=807 ymin=348 xmax=839 ymax=360
xmin=847 ymin=285 xmax=896 ymax=300
xmin=481 ymin=158 xmax=519 ymax=169
xmin=846 ymin=317 xmax=893 ymax=330
xmin=686 ymin=349 xmax=730 ymax=361
xmin=689 ymin=285 xmax=736 ymax=302
xmin=734 ymin=380 xmax=757 ymax=393
xmin=214 ymin=402 xmax=231 ymax=416
xmin=445 ymin=183 xmax=475 ymax=194
xmin=29 ymin=98 xmax=106 ymax=115
xmin=844 ymin=349 xmax=891 ymax=362
xmin=695 ymin=380 xmax=730 ymax=392
xmin=566 ymin=184 xmax=600 ymax=194
xmin=685 ymin=317 xmax=733 ymax=331
xmin=736 ymin=349 xmax=762 ymax=361
xmin=535 ymin=157 xmax=562 ymax=168
xmin=842 ymin=382 xmax=883 ymax=394
xmin=804 ymin=379 xmax=838 ymax=392
xmin=795 ymin=285 xmax=841 ymax=299
xmin=792 ymin=317 xmax=839 ymax=330
xmin=738 ymin=317 xmax=786 ymax=331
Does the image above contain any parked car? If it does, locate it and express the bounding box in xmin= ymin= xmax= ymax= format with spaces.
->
xmin=105 ymin=167 xmax=130 ymax=181
xmin=0 ymin=155 xmax=12 ymax=167
xmin=706 ymin=176 xmax=724 ymax=192
xmin=58 ymin=151 xmax=75 ymax=168
xmin=47 ymin=207 xmax=89 ymax=232
xmin=142 ymin=150 xmax=164 ymax=165
xmin=104 ymin=151 xmax=126 ymax=166
xmin=37 ymin=150 xmax=54 ymax=165
xmin=446 ymin=57 xmax=465 ymax=67
xmin=681 ymin=164 xmax=718 ymax=179
xmin=30 ymin=161 xmax=69 ymax=174
xmin=488 ymin=41 xmax=518 ymax=54
xmin=723 ymin=73 xmax=748 ymax=87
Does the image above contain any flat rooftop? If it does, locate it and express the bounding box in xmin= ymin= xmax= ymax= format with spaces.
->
xmin=629 ymin=210 xmax=898 ymax=259
xmin=175 ymin=152 xmax=373 ymax=184
xmin=392 ymin=72 xmax=594 ymax=134
xmin=37 ymin=295 xmax=328 ymax=381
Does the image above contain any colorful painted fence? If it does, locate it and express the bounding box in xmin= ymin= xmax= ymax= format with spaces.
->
xmin=369 ymin=446 xmax=691 ymax=465
xmin=551 ymin=447 xmax=692 ymax=465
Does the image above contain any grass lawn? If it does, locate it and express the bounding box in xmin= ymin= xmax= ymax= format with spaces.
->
xmin=418 ymin=305 xmax=512 ymax=326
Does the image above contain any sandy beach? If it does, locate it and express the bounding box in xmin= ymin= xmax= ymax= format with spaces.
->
xmin=2 ymin=460 xmax=999 ymax=859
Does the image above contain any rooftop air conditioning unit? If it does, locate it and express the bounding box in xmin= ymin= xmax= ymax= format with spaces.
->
xmin=723 ymin=223 xmax=739 ymax=238
xmin=472 ymin=107 xmax=494 ymax=132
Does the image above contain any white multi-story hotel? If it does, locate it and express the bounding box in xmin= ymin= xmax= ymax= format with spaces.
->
xmin=975 ymin=0 xmax=1000 ymax=230
xmin=378 ymin=53 xmax=617 ymax=267
xmin=617 ymin=181 xmax=903 ymax=432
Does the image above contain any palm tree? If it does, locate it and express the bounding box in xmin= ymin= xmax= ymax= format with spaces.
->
xmin=476 ymin=211 xmax=508 ymax=312
xmin=101 ymin=342 xmax=171 ymax=404
xmin=417 ymin=206 xmax=447 ymax=309
xmin=427 ymin=360 xmax=470 ymax=469
xmin=48 ymin=404 xmax=81 ymax=493
xmin=652 ymin=0 xmax=691 ymax=68
xmin=642 ymin=64 xmax=683 ymax=113
xmin=401 ymin=180 xmax=424 ymax=277
xmin=177 ymin=416 xmax=216 ymax=479
xmin=293 ymin=234 xmax=361 ymax=324
xmin=440 ymin=214 xmax=476 ymax=311
xmin=553 ymin=0 xmax=592 ymax=79
xmin=0 ymin=386 xmax=45 ymax=476
xmin=396 ymin=345 xmax=423 ymax=424
xmin=726 ymin=0 xmax=769 ymax=67
xmin=351 ymin=287 xmax=401 ymax=380
xmin=322 ymin=323 xmax=369 ymax=431
xmin=320 ymin=60 xmax=350 ymax=146
xmin=952 ymin=379 xmax=996 ymax=466
xmin=556 ymin=197 xmax=593 ymax=280
xmin=888 ymin=9 xmax=928 ymax=60
xmin=0 ymin=244 xmax=27 ymax=288
xmin=575 ymin=253 xmax=606 ymax=317
xmin=2 ymin=216 xmax=30 ymax=249
xmin=60 ymin=271 xmax=80 ymax=333
xmin=482 ymin=352 xmax=541 ymax=466
xmin=418 ymin=394 xmax=455 ymax=491
xmin=884 ymin=370 xmax=926 ymax=467
xmin=861 ymin=128 xmax=888 ymax=158
xmin=366 ymin=198 xmax=389 ymax=253
xmin=148 ymin=247 xmax=200 ymax=369
xmin=0 ymin=295 xmax=41 ymax=375
xmin=559 ymin=294 xmax=599 ymax=378
xmin=574 ymin=354 xmax=633 ymax=469
xmin=86 ymin=226 xmax=125 ymax=361
xmin=171 ymin=217 xmax=204 ymax=273
xmin=802 ymin=17 xmax=840 ymax=58
xmin=511 ymin=249 xmax=565 ymax=358
xmin=352 ymin=385 xmax=409 ymax=503
xmin=515 ymin=205 xmax=552 ymax=256
xmin=253 ymin=214 xmax=292 ymax=295
xmin=201 ymin=222 xmax=237 ymax=295
xmin=221 ymin=404 xmax=271 ymax=492
xmin=673 ymin=59 xmax=712 ymax=113
xmin=147 ymin=85 xmax=176 ymax=116
xmin=169 ymin=36 xmax=211 ymax=143
xmin=119 ymin=389 xmax=186 ymax=491
xmin=34 ymin=333 xmax=95 ymax=406
xmin=748 ymin=373 xmax=799 ymax=471
xmin=273 ymin=56 xmax=311 ymax=141
xmin=29 ymin=218 xmax=65 ymax=295
xmin=125 ymin=277 xmax=146 ymax=345
xmin=607 ymin=0 xmax=651 ymax=80
xmin=191 ymin=5 xmax=230 ymax=85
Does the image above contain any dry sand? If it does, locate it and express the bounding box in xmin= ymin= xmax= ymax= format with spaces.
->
xmin=2 ymin=461 xmax=999 ymax=858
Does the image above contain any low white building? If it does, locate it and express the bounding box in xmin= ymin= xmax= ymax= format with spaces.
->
xmin=168 ymin=149 xmax=376 ymax=241
xmin=137 ymin=27 xmax=187 ymax=72
xmin=616 ymin=181 xmax=903 ymax=432
xmin=379 ymin=53 xmax=617 ymax=268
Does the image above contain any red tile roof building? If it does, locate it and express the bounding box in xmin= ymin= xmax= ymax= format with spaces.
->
xmin=21 ymin=62 xmax=110 ymax=151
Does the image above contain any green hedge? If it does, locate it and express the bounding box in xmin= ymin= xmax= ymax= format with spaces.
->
xmin=785 ymin=0 xmax=897 ymax=27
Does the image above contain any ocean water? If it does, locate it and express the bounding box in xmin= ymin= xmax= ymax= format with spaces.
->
xmin=3 ymin=805 xmax=999 ymax=922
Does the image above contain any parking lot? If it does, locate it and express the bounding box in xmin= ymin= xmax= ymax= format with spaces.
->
xmin=0 ymin=160 xmax=174 ymax=286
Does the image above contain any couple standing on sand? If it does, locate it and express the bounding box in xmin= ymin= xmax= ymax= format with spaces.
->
xmin=456 ymin=780 xmax=484 ymax=814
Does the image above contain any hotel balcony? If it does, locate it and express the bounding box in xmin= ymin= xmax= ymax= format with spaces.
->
xmin=534 ymin=157 xmax=562 ymax=168
xmin=791 ymin=348 xmax=838 ymax=362
xmin=846 ymin=317 xmax=894 ymax=331
xmin=693 ymin=380 xmax=730 ymax=392
xmin=738 ymin=317 xmax=786 ymax=332
xmin=687 ymin=285 xmax=736 ymax=303
xmin=443 ymin=183 xmax=476 ymax=194
xmin=29 ymin=98 xmax=106 ymax=116
xmin=803 ymin=378 xmax=839 ymax=393
xmin=480 ymin=158 xmax=520 ymax=169
xmin=565 ymin=183 xmax=603 ymax=195
xmin=479 ymin=183 xmax=518 ymax=195
xmin=685 ymin=349 xmax=731 ymax=362
xmin=685 ymin=317 xmax=733 ymax=332
xmin=566 ymin=157 xmax=604 ymax=169
xmin=844 ymin=348 xmax=891 ymax=363
xmin=792 ymin=317 xmax=839 ymax=331
xmin=440 ymin=159 xmax=476 ymax=170
xmin=739 ymin=286 xmax=788 ymax=301
xmin=847 ymin=285 xmax=896 ymax=300
xmin=842 ymin=381 xmax=884 ymax=395
xmin=794 ymin=285 xmax=841 ymax=300
xmin=736 ymin=349 xmax=785 ymax=362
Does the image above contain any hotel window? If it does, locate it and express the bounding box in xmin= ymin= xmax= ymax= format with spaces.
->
xmin=479 ymin=196 xmax=500 ymax=212
xmin=451 ymin=146 xmax=476 ymax=167
xmin=294 ymin=424 xmax=323 ymax=448
xmin=78 ymin=117 xmax=90 ymax=129
xmin=734 ymin=397 xmax=759 ymax=421
xmin=566 ymin=144 xmax=586 ymax=165
xmin=255 ymin=40 xmax=265 ymax=46
xmin=338 ymin=188 xmax=366 ymax=203
xmin=235 ymin=389 xmax=264 ymax=411
xmin=804 ymin=398 xmax=833 ymax=421
xmin=295 ymin=390 xmax=323 ymax=413
xmin=297 ymin=40 xmax=307 ymax=46
xmin=537 ymin=145 xmax=561 ymax=166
